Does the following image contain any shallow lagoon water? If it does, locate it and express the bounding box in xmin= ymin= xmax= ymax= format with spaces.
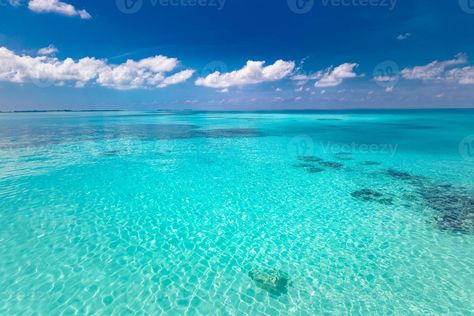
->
xmin=0 ymin=110 xmax=473 ymax=314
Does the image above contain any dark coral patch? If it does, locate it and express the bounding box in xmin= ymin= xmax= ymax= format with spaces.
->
xmin=248 ymin=269 xmax=290 ymax=297
xmin=351 ymin=189 xmax=393 ymax=205
xmin=334 ymin=153 xmax=354 ymax=161
xmin=305 ymin=167 xmax=325 ymax=174
xmin=293 ymin=163 xmax=315 ymax=168
xmin=386 ymin=169 xmax=415 ymax=181
xmin=319 ymin=161 xmax=344 ymax=169
xmin=102 ymin=149 xmax=123 ymax=156
xmin=297 ymin=156 xmax=323 ymax=162
xmin=419 ymin=187 xmax=474 ymax=233
xmin=197 ymin=128 xmax=261 ymax=138
xmin=352 ymin=189 xmax=383 ymax=200
xmin=384 ymin=168 xmax=474 ymax=233
xmin=361 ymin=161 xmax=381 ymax=166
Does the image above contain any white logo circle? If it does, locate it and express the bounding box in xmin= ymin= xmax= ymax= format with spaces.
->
xmin=459 ymin=135 xmax=474 ymax=161
xmin=459 ymin=0 xmax=474 ymax=14
xmin=287 ymin=0 xmax=314 ymax=14
xmin=373 ymin=61 xmax=400 ymax=90
xmin=201 ymin=61 xmax=228 ymax=77
xmin=288 ymin=135 xmax=315 ymax=159
xmin=116 ymin=0 xmax=143 ymax=14
xmin=31 ymin=76 xmax=55 ymax=88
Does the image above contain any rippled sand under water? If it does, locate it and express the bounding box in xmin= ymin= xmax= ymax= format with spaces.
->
xmin=0 ymin=110 xmax=473 ymax=314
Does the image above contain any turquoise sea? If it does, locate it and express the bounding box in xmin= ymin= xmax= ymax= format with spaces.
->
xmin=0 ymin=110 xmax=473 ymax=315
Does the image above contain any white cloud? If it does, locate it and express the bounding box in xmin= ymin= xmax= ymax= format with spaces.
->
xmin=446 ymin=66 xmax=474 ymax=85
xmin=290 ymin=71 xmax=323 ymax=83
xmin=401 ymin=54 xmax=467 ymax=81
xmin=290 ymin=63 xmax=359 ymax=88
xmin=195 ymin=60 xmax=295 ymax=89
xmin=374 ymin=75 xmax=397 ymax=82
xmin=28 ymin=0 xmax=91 ymax=19
xmin=315 ymin=63 xmax=359 ymax=88
xmin=0 ymin=46 xmax=193 ymax=89
xmin=37 ymin=45 xmax=58 ymax=56
xmin=158 ymin=69 xmax=195 ymax=88
xmin=396 ymin=33 xmax=411 ymax=40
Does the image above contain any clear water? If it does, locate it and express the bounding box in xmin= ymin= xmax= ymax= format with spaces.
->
xmin=0 ymin=110 xmax=473 ymax=315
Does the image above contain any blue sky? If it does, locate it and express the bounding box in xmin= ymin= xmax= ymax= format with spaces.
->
xmin=0 ymin=0 xmax=474 ymax=110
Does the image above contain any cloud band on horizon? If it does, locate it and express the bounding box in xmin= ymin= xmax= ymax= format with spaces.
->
xmin=0 ymin=47 xmax=193 ymax=89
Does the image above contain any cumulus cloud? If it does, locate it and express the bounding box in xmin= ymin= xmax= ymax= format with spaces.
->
xmin=315 ymin=63 xmax=359 ymax=88
xmin=158 ymin=69 xmax=195 ymax=88
xmin=28 ymin=0 xmax=91 ymax=19
xmin=401 ymin=54 xmax=467 ymax=81
xmin=37 ymin=45 xmax=58 ymax=56
xmin=290 ymin=71 xmax=323 ymax=85
xmin=0 ymin=46 xmax=193 ymax=89
xmin=396 ymin=33 xmax=411 ymax=40
xmin=195 ymin=60 xmax=295 ymax=89
xmin=446 ymin=66 xmax=474 ymax=85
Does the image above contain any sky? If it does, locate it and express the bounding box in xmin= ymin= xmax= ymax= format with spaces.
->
xmin=0 ymin=0 xmax=474 ymax=110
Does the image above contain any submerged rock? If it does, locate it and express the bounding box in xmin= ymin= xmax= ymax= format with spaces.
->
xmin=319 ymin=161 xmax=344 ymax=169
xmin=419 ymin=186 xmax=474 ymax=233
xmin=351 ymin=189 xmax=393 ymax=205
xmin=305 ymin=167 xmax=325 ymax=174
xmin=352 ymin=189 xmax=383 ymax=200
xmin=383 ymin=168 xmax=474 ymax=233
xmin=386 ymin=169 xmax=415 ymax=181
xmin=102 ymin=149 xmax=123 ymax=156
xmin=334 ymin=153 xmax=354 ymax=161
xmin=297 ymin=156 xmax=323 ymax=162
xmin=198 ymin=128 xmax=261 ymax=138
xmin=293 ymin=163 xmax=315 ymax=168
xmin=248 ymin=269 xmax=290 ymax=297
xmin=361 ymin=161 xmax=381 ymax=166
